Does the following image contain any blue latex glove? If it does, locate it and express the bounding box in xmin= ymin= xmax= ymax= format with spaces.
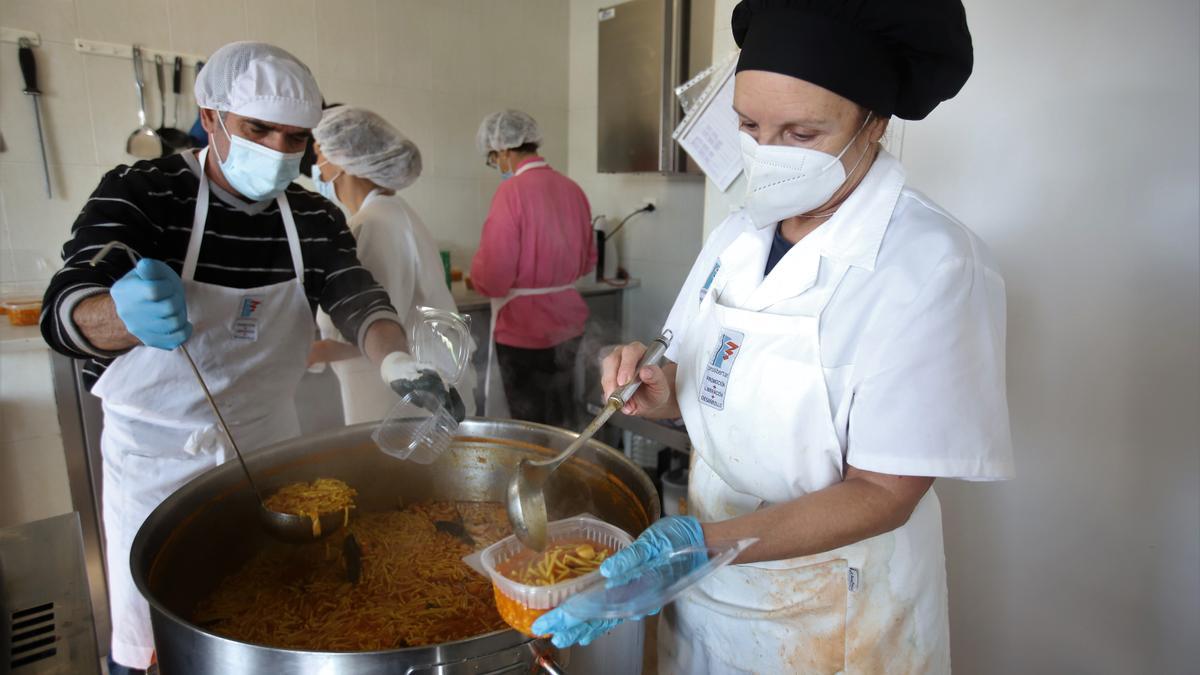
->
xmin=531 ymin=516 xmax=706 ymax=648
xmin=110 ymin=258 xmax=192 ymax=350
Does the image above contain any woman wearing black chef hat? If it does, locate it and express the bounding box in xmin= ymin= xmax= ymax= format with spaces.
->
xmin=532 ymin=1 xmax=1014 ymax=672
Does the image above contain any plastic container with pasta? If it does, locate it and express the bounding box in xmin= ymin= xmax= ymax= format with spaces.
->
xmin=475 ymin=515 xmax=633 ymax=636
xmin=5 ymin=301 xmax=42 ymax=326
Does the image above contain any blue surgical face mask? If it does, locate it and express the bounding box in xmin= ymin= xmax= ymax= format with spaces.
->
xmin=493 ymin=152 xmax=513 ymax=180
xmin=215 ymin=114 xmax=303 ymax=202
xmin=311 ymin=162 xmax=343 ymax=206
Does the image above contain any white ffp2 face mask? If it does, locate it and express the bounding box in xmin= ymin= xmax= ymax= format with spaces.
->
xmin=739 ymin=114 xmax=872 ymax=229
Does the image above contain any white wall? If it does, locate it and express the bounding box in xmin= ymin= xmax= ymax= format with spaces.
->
xmin=0 ymin=0 xmax=570 ymax=283
xmin=703 ymin=0 xmax=1200 ymax=671
xmin=567 ymin=0 xmax=706 ymax=343
xmin=914 ymin=1 xmax=1200 ymax=671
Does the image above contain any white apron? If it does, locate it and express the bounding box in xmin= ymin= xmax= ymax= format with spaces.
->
xmin=659 ymin=228 xmax=950 ymax=674
xmin=93 ymin=149 xmax=315 ymax=669
xmin=481 ymin=160 xmax=577 ymax=417
xmin=315 ymin=188 xmax=394 ymax=425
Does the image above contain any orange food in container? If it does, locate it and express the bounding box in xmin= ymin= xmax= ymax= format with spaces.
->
xmin=5 ymin=301 xmax=42 ymax=326
xmin=476 ymin=515 xmax=633 ymax=636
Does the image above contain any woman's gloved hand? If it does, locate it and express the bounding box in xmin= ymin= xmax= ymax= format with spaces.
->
xmin=531 ymin=516 xmax=706 ymax=648
xmin=600 ymin=515 xmax=706 ymax=583
xmin=531 ymin=611 xmax=622 ymax=648
xmin=380 ymin=351 xmax=467 ymax=422
xmin=110 ymin=258 xmax=192 ymax=350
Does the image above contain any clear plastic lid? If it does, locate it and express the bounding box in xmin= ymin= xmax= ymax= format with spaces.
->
xmin=556 ymin=538 xmax=758 ymax=620
xmin=408 ymin=306 xmax=474 ymax=386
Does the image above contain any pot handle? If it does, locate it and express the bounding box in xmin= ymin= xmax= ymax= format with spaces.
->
xmin=535 ymin=652 xmax=567 ymax=675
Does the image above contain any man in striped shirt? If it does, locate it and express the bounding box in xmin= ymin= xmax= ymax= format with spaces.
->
xmin=38 ymin=42 xmax=438 ymax=675
xmin=42 ymin=146 xmax=402 ymax=389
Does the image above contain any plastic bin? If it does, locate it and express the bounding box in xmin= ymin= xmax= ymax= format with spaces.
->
xmin=5 ymin=301 xmax=41 ymax=326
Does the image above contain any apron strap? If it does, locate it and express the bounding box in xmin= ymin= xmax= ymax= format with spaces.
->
xmin=513 ymin=160 xmax=548 ymax=177
xmin=182 ymin=148 xmax=211 ymax=281
xmin=276 ymin=192 xmax=304 ymax=281
xmin=483 ymin=281 xmax=578 ymax=416
xmin=184 ymin=148 xmax=305 ymax=285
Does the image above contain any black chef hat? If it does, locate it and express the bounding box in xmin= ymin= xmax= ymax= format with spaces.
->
xmin=731 ymin=0 xmax=973 ymax=120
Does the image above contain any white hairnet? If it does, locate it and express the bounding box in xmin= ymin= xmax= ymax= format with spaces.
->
xmin=475 ymin=110 xmax=542 ymax=154
xmin=313 ymin=107 xmax=422 ymax=191
xmin=194 ymin=41 xmax=322 ymax=128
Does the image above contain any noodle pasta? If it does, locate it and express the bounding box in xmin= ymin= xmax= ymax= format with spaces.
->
xmin=194 ymin=501 xmax=511 ymax=650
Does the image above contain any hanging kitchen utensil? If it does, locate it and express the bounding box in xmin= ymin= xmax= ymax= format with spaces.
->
xmin=507 ymin=331 xmax=673 ymax=551
xmin=126 ymin=45 xmax=163 ymax=159
xmin=187 ymin=59 xmax=209 ymax=148
xmin=157 ymin=56 xmax=191 ymax=152
xmin=17 ymin=38 xmax=52 ymax=197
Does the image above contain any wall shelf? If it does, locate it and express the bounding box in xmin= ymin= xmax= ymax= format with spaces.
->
xmin=73 ymin=38 xmax=204 ymax=69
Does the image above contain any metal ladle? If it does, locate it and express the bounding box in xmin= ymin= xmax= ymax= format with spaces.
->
xmin=506 ymin=331 xmax=672 ymax=551
xmin=89 ymin=241 xmax=346 ymax=542
xmin=126 ymin=46 xmax=163 ymax=160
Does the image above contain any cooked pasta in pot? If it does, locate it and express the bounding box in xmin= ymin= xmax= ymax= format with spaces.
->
xmin=193 ymin=501 xmax=511 ymax=650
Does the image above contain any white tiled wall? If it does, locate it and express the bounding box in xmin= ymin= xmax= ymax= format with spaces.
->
xmin=0 ymin=0 xmax=570 ymax=284
xmin=566 ymin=0 xmax=706 ymax=343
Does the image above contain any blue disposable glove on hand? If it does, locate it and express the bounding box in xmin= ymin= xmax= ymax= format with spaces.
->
xmin=600 ymin=515 xmax=706 ymax=583
xmin=531 ymin=516 xmax=706 ymax=648
xmin=110 ymin=258 xmax=191 ymax=350
xmin=532 ymin=610 xmax=622 ymax=648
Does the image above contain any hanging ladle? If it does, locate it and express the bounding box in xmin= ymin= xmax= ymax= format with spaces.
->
xmin=506 ymin=331 xmax=672 ymax=551
xmin=125 ymin=45 xmax=163 ymax=160
xmin=89 ymin=241 xmax=345 ymax=542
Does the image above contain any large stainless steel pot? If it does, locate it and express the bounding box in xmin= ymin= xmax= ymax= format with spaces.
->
xmin=131 ymin=419 xmax=660 ymax=674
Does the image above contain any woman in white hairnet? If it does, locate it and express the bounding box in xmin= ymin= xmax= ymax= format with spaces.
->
xmin=471 ymin=109 xmax=595 ymax=425
xmin=309 ymin=106 xmax=475 ymax=424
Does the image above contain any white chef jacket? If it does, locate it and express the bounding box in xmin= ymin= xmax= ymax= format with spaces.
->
xmin=317 ymin=191 xmax=473 ymax=424
xmin=663 ymin=149 xmax=1014 ymax=481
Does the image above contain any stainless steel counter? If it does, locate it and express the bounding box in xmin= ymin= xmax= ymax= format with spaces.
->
xmin=449 ymin=277 xmax=640 ymax=312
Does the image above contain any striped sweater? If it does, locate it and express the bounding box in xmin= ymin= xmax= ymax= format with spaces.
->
xmin=41 ymin=151 xmax=399 ymax=390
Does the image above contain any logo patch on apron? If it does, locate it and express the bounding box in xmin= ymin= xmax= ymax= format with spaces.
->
xmin=700 ymin=328 xmax=744 ymax=410
xmin=231 ymin=295 xmax=263 ymax=341
xmin=699 ymin=259 xmax=721 ymax=304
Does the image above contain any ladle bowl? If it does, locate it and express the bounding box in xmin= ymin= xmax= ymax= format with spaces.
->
xmin=126 ymin=45 xmax=163 ymax=160
xmin=259 ymin=504 xmax=349 ymax=542
xmin=506 ymin=332 xmax=671 ymax=551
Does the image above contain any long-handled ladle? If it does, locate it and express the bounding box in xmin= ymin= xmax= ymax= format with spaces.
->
xmin=89 ymin=241 xmax=345 ymax=542
xmin=506 ymin=331 xmax=672 ymax=551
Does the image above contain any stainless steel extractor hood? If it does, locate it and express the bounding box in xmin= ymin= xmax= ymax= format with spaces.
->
xmin=597 ymin=0 xmax=713 ymax=175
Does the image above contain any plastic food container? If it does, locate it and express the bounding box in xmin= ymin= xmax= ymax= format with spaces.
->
xmin=475 ymin=515 xmax=633 ymax=636
xmin=372 ymin=390 xmax=458 ymax=464
xmin=5 ymin=301 xmax=42 ymax=326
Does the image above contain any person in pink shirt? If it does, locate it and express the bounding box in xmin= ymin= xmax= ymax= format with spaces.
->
xmin=471 ymin=110 xmax=596 ymax=427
